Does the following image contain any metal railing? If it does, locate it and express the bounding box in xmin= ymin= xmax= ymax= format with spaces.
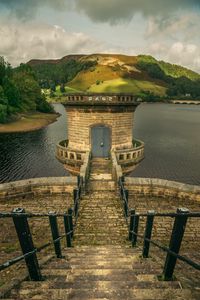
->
xmin=0 ymin=176 xmax=83 ymax=281
xmin=119 ymin=176 xmax=200 ymax=281
xmin=119 ymin=176 xmax=129 ymax=221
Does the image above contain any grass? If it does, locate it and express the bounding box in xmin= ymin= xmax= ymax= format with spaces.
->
xmin=67 ymin=63 xmax=166 ymax=95
xmin=0 ymin=112 xmax=59 ymax=133
xmin=68 ymin=65 xmax=119 ymax=91
xmin=88 ymin=78 xmax=166 ymax=95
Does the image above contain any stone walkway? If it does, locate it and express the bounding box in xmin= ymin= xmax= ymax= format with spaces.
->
xmin=74 ymin=158 xmax=128 ymax=246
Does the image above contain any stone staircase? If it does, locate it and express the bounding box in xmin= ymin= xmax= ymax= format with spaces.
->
xmin=73 ymin=191 xmax=128 ymax=246
xmin=6 ymin=246 xmax=192 ymax=300
xmin=2 ymin=158 xmax=195 ymax=299
xmin=89 ymin=158 xmax=115 ymax=191
xmin=73 ymin=158 xmax=127 ymax=246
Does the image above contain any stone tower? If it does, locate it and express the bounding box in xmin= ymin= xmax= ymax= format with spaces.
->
xmin=56 ymin=93 xmax=144 ymax=174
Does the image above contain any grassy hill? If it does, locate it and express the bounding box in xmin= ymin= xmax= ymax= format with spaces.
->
xmin=28 ymin=54 xmax=200 ymax=100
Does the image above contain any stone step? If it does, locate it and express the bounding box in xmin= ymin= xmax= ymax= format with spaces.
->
xmin=42 ymin=269 xmax=159 ymax=277
xmin=19 ymin=280 xmax=181 ymax=290
xmin=42 ymin=270 xmax=159 ymax=282
xmin=88 ymin=181 xmax=115 ymax=191
xmin=66 ymin=257 xmax=139 ymax=264
xmin=12 ymin=288 xmax=192 ymax=300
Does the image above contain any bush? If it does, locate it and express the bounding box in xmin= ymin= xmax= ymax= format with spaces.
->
xmin=96 ymin=80 xmax=101 ymax=85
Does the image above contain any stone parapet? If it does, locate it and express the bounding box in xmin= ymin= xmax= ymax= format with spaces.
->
xmin=125 ymin=177 xmax=200 ymax=202
xmin=115 ymin=139 xmax=144 ymax=173
xmin=62 ymin=93 xmax=138 ymax=107
xmin=0 ymin=177 xmax=77 ymax=200
xmin=80 ymin=151 xmax=91 ymax=191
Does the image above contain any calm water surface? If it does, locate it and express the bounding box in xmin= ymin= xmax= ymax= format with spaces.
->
xmin=0 ymin=104 xmax=68 ymax=183
xmin=133 ymin=103 xmax=200 ymax=185
xmin=0 ymin=103 xmax=199 ymax=185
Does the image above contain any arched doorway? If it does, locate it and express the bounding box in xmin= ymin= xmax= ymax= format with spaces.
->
xmin=91 ymin=125 xmax=111 ymax=157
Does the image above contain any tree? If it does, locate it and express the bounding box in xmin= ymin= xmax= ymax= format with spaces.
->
xmin=0 ymin=86 xmax=7 ymax=105
xmin=3 ymin=77 xmax=21 ymax=108
xmin=60 ymin=83 xmax=65 ymax=93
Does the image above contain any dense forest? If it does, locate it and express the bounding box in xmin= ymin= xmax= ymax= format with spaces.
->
xmin=0 ymin=57 xmax=53 ymax=123
xmin=30 ymin=59 xmax=97 ymax=90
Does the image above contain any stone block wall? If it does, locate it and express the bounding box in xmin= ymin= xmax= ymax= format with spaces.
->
xmin=125 ymin=177 xmax=200 ymax=249
xmin=67 ymin=110 xmax=134 ymax=151
xmin=0 ymin=177 xmax=77 ymax=201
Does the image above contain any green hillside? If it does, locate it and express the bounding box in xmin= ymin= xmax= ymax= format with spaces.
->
xmin=28 ymin=54 xmax=200 ymax=100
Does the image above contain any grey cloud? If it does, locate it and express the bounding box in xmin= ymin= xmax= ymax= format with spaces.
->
xmin=1 ymin=0 xmax=200 ymax=22
xmin=0 ymin=21 xmax=104 ymax=66
xmin=0 ymin=0 xmax=67 ymax=19
xmin=148 ymin=41 xmax=200 ymax=73
xmin=74 ymin=0 xmax=200 ymax=24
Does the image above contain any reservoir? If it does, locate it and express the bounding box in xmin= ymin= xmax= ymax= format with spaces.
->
xmin=0 ymin=103 xmax=200 ymax=185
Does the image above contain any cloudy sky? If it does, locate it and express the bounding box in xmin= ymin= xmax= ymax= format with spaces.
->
xmin=0 ymin=0 xmax=200 ymax=72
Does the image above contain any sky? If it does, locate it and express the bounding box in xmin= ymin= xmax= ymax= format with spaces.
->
xmin=0 ymin=0 xmax=200 ymax=73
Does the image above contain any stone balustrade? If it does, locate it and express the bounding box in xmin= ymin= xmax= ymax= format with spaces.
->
xmin=56 ymin=140 xmax=86 ymax=164
xmin=115 ymin=139 xmax=144 ymax=168
xmin=56 ymin=140 xmax=90 ymax=175
xmin=62 ymin=93 xmax=139 ymax=106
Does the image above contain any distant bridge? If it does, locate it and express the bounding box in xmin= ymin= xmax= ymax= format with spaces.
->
xmin=171 ymin=100 xmax=200 ymax=105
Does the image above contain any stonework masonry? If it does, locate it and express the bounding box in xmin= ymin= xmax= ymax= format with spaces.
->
xmin=67 ymin=110 xmax=134 ymax=151
xmin=125 ymin=177 xmax=200 ymax=202
xmin=0 ymin=177 xmax=77 ymax=201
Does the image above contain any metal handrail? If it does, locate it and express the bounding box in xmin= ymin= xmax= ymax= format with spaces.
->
xmin=119 ymin=177 xmax=200 ymax=280
xmin=119 ymin=176 xmax=129 ymax=220
xmin=0 ymin=175 xmax=83 ymax=281
xmin=128 ymin=207 xmax=200 ymax=280
xmin=129 ymin=229 xmax=200 ymax=271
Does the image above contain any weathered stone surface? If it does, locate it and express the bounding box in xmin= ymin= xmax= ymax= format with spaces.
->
xmin=1 ymin=161 xmax=200 ymax=299
xmin=0 ymin=177 xmax=77 ymax=200
xmin=7 ymin=246 xmax=194 ymax=300
xmin=67 ymin=110 xmax=134 ymax=151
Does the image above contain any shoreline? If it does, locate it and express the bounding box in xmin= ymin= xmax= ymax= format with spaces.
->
xmin=0 ymin=112 xmax=60 ymax=134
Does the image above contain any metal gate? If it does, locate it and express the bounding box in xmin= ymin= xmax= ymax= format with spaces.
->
xmin=91 ymin=126 xmax=111 ymax=157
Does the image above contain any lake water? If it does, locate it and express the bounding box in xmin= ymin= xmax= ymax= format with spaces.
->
xmin=0 ymin=103 xmax=200 ymax=185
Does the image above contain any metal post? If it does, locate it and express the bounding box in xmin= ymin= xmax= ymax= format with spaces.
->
xmin=142 ymin=210 xmax=155 ymax=258
xmin=77 ymin=175 xmax=81 ymax=187
xmin=73 ymin=188 xmax=79 ymax=217
xmin=68 ymin=208 xmax=74 ymax=238
xmin=163 ymin=208 xmax=189 ymax=280
xmin=129 ymin=209 xmax=135 ymax=241
xmin=63 ymin=213 xmax=72 ymax=247
xmin=124 ymin=189 xmax=129 ymax=218
xmin=12 ymin=208 xmax=42 ymax=281
xmin=132 ymin=214 xmax=139 ymax=247
xmin=48 ymin=211 xmax=62 ymax=258
xmin=73 ymin=189 xmax=78 ymax=204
